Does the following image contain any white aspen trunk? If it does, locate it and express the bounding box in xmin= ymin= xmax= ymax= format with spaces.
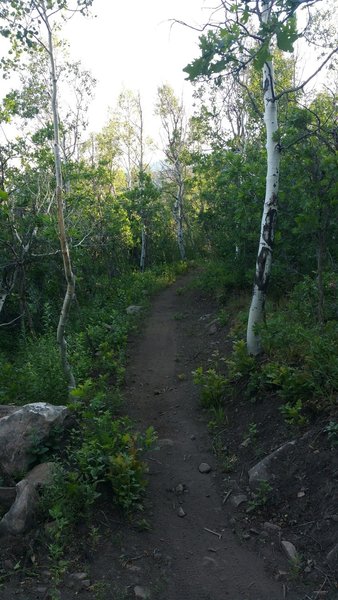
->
xmin=140 ymin=224 xmax=146 ymax=271
xmin=46 ymin=12 xmax=76 ymax=389
xmin=175 ymin=177 xmax=186 ymax=260
xmin=0 ymin=291 xmax=8 ymax=314
xmin=246 ymin=0 xmax=280 ymax=355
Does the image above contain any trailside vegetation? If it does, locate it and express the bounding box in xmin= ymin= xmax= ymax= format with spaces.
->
xmin=0 ymin=0 xmax=337 ymax=568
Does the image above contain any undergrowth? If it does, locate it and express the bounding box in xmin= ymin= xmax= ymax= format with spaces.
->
xmin=193 ymin=270 xmax=338 ymax=425
xmin=0 ymin=261 xmax=187 ymax=562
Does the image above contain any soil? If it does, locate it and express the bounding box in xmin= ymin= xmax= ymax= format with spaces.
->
xmin=0 ymin=271 xmax=337 ymax=600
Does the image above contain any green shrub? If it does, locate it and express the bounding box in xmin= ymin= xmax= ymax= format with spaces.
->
xmin=192 ymin=366 xmax=227 ymax=408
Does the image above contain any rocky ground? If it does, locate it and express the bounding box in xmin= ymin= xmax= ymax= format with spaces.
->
xmin=0 ymin=271 xmax=337 ymax=599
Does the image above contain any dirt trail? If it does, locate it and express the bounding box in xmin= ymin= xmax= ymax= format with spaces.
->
xmin=120 ymin=273 xmax=294 ymax=600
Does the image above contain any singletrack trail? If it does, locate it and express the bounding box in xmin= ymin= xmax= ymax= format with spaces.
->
xmin=120 ymin=272 xmax=295 ymax=600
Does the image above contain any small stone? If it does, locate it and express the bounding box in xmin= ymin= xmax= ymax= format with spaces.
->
xmin=134 ymin=585 xmax=150 ymax=599
xmin=126 ymin=305 xmax=142 ymax=315
xmin=263 ymin=522 xmax=281 ymax=533
xmin=175 ymin=483 xmax=184 ymax=495
xmin=198 ymin=462 xmax=211 ymax=474
xmin=158 ymin=438 xmax=174 ymax=448
xmin=177 ymin=507 xmax=186 ymax=518
xmin=190 ymin=434 xmax=196 ymax=440
xmin=275 ymin=570 xmax=288 ymax=581
xmin=66 ymin=572 xmax=89 ymax=591
xmin=230 ymin=494 xmax=247 ymax=508
xmin=208 ymin=323 xmax=217 ymax=335
xmin=281 ymin=540 xmax=298 ymax=561
xmin=202 ymin=556 xmax=218 ymax=569
xmin=242 ymin=532 xmax=251 ymax=540
xmin=70 ymin=572 xmax=87 ymax=582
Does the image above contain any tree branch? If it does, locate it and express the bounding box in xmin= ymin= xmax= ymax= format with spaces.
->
xmin=275 ymin=47 xmax=338 ymax=100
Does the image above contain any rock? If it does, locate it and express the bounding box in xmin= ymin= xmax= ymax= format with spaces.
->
xmin=242 ymin=532 xmax=251 ymax=540
xmin=0 ymin=487 xmax=17 ymax=509
xmin=177 ymin=507 xmax=186 ymax=518
xmin=263 ymin=522 xmax=282 ymax=537
xmin=175 ymin=483 xmax=185 ymax=495
xmin=326 ymin=542 xmax=338 ymax=566
xmin=158 ymin=438 xmax=174 ymax=448
xmin=208 ymin=323 xmax=218 ymax=335
xmin=281 ymin=540 xmax=298 ymax=562
xmin=66 ymin=572 xmax=90 ymax=591
xmin=126 ymin=305 xmax=142 ymax=315
xmin=230 ymin=494 xmax=247 ymax=508
xmin=24 ymin=462 xmax=56 ymax=488
xmin=198 ymin=462 xmax=212 ymax=474
xmin=0 ymin=480 xmax=38 ymax=536
xmin=202 ymin=556 xmax=218 ymax=569
xmin=0 ymin=406 xmax=17 ymax=419
xmin=248 ymin=440 xmax=296 ymax=489
xmin=134 ymin=586 xmax=150 ymax=599
xmin=0 ymin=403 xmax=68 ymax=477
xmin=190 ymin=434 xmax=196 ymax=440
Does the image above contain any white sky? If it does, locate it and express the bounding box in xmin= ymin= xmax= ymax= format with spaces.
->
xmin=64 ymin=0 xmax=209 ymax=135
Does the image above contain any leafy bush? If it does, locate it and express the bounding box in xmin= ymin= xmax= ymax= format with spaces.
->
xmin=192 ymin=366 xmax=227 ymax=408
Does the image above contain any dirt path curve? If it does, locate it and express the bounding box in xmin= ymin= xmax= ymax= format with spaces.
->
xmin=122 ymin=272 xmax=292 ymax=600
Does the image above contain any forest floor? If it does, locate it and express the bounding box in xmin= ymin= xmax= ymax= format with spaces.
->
xmin=1 ymin=270 xmax=337 ymax=600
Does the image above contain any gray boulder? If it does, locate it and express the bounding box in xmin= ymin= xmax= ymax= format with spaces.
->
xmin=0 ymin=403 xmax=68 ymax=478
xmin=248 ymin=440 xmax=296 ymax=489
xmin=0 ymin=479 xmax=38 ymax=535
xmin=0 ymin=462 xmax=56 ymax=537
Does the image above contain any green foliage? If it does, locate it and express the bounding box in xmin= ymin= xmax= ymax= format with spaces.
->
xmin=242 ymin=422 xmax=258 ymax=447
xmin=247 ymin=481 xmax=273 ymax=512
xmin=279 ymin=399 xmax=308 ymax=427
xmin=226 ymin=340 xmax=256 ymax=382
xmin=192 ymin=366 xmax=227 ymax=408
xmin=0 ymin=335 xmax=68 ymax=406
xmin=208 ymin=405 xmax=227 ymax=432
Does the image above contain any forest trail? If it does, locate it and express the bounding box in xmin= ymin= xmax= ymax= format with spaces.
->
xmin=115 ymin=271 xmax=295 ymax=600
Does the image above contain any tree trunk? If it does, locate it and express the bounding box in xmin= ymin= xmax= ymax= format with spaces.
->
xmin=246 ymin=0 xmax=280 ymax=355
xmin=46 ymin=12 xmax=76 ymax=389
xmin=175 ymin=178 xmax=186 ymax=260
xmin=140 ymin=223 xmax=146 ymax=271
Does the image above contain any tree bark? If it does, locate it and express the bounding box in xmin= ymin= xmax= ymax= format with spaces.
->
xmin=140 ymin=224 xmax=146 ymax=271
xmin=45 ymin=8 xmax=76 ymax=389
xmin=246 ymin=0 xmax=281 ymax=355
xmin=174 ymin=177 xmax=186 ymax=260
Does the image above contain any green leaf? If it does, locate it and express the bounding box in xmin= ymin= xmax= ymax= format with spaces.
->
xmin=253 ymin=41 xmax=272 ymax=71
xmin=0 ymin=190 xmax=8 ymax=201
xmin=276 ymin=17 xmax=299 ymax=53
